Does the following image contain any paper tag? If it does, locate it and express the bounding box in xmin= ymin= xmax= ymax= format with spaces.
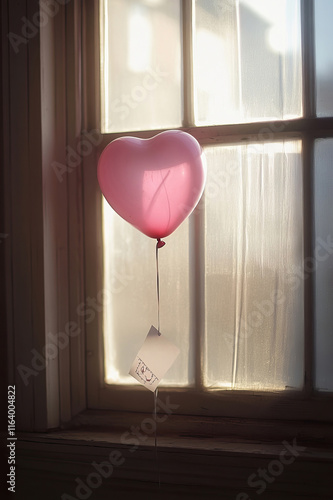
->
xmin=129 ymin=326 xmax=180 ymax=392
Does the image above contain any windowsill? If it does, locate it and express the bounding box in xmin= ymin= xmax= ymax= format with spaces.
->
xmin=18 ymin=408 xmax=333 ymax=449
xmin=17 ymin=428 xmax=333 ymax=457
xmin=16 ymin=410 xmax=333 ymax=498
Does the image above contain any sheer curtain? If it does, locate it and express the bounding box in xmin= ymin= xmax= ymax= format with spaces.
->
xmin=314 ymin=139 xmax=333 ymax=391
xmin=204 ymin=141 xmax=304 ymax=390
xmin=103 ymin=201 xmax=192 ymax=386
xmin=100 ymin=0 xmax=332 ymax=392
xmin=103 ymin=140 xmax=304 ymax=390
xmin=100 ymin=0 xmax=182 ymax=133
xmin=315 ymin=0 xmax=333 ymax=117
xmin=193 ymin=0 xmax=302 ymax=125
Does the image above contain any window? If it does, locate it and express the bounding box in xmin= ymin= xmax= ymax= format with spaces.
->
xmin=84 ymin=0 xmax=333 ymax=418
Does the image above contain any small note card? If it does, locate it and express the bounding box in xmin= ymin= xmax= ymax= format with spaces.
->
xmin=129 ymin=326 xmax=180 ymax=392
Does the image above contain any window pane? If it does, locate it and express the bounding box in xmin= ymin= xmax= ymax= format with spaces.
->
xmin=204 ymin=141 xmax=304 ymax=390
xmin=102 ymin=200 xmax=193 ymax=386
xmin=193 ymin=0 xmax=302 ymax=125
xmin=314 ymin=139 xmax=333 ymax=391
xmin=100 ymin=0 xmax=182 ymax=133
xmin=315 ymin=0 xmax=333 ymax=117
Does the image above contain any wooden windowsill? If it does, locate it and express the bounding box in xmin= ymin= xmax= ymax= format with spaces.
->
xmin=16 ymin=411 xmax=333 ymax=499
xmin=18 ymin=408 xmax=333 ymax=448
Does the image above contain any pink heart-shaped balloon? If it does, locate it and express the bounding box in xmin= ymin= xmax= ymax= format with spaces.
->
xmin=97 ymin=130 xmax=206 ymax=239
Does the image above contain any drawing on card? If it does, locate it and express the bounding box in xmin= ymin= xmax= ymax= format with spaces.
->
xmin=135 ymin=357 xmax=159 ymax=386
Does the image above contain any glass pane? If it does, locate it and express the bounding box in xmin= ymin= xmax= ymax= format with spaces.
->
xmin=315 ymin=0 xmax=333 ymax=117
xmin=100 ymin=0 xmax=182 ymax=133
xmin=314 ymin=139 xmax=333 ymax=391
xmin=193 ymin=0 xmax=302 ymax=125
xmin=204 ymin=141 xmax=304 ymax=390
xmin=103 ymin=200 xmax=193 ymax=386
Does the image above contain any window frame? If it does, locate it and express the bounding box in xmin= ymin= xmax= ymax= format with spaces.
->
xmin=3 ymin=0 xmax=86 ymax=431
xmin=83 ymin=0 xmax=333 ymax=421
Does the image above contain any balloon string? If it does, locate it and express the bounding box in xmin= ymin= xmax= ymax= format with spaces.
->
xmin=156 ymin=241 xmax=161 ymax=335
xmin=154 ymin=387 xmax=161 ymax=488
xmin=155 ymin=239 xmax=164 ymax=487
xmin=155 ymin=238 xmax=165 ymax=335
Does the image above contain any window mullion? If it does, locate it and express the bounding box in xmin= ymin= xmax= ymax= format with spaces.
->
xmin=303 ymin=136 xmax=315 ymax=396
xmin=301 ymin=0 xmax=316 ymax=118
xmin=182 ymin=0 xmax=195 ymax=127
xmin=189 ymin=197 xmax=205 ymax=390
xmin=183 ymin=0 xmax=201 ymax=390
xmin=301 ymin=0 xmax=316 ymax=395
xmin=184 ymin=0 xmax=204 ymax=389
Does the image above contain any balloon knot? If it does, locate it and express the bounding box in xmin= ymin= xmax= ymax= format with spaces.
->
xmin=157 ymin=238 xmax=166 ymax=248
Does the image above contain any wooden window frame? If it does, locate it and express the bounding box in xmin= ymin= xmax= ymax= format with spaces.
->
xmin=2 ymin=0 xmax=332 ymax=434
xmin=83 ymin=0 xmax=333 ymax=422
xmin=3 ymin=0 xmax=86 ymax=431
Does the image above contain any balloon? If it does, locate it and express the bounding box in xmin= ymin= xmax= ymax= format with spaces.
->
xmin=97 ymin=130 xmax=206 ymax=239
